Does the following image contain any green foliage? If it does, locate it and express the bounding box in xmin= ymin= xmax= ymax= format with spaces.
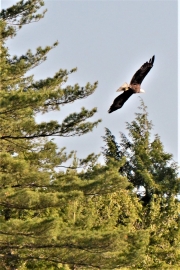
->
xmin=1 ymin=0 xmax=47 ymax=38
xmin=0 ymin=1 xmax=180 ymax=269
xmin=0 ymin=1 xmax=101 ymax=147
xmin=102 ymin=99 xmax=180 ymax=268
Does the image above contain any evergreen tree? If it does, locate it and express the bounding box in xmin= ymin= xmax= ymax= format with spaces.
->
xmin=103 ymin=99 xmax=180 ymax=268
xmin=1 ymin=1 xmax=179 ymax=269
xmin=0 ymin=1 xmax=145 ymax=269
xmin=0 ymin=1 xmax=101 ymax=269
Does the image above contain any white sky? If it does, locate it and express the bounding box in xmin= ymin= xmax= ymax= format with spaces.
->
xmin=2 ymin=0 xmax=179 ymax=166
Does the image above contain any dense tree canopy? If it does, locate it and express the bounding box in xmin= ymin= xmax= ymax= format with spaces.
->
xmin=0 ymin=1 xmax=180 ymax=269
xmin=102 ymin=100 xmax=180 ymax=268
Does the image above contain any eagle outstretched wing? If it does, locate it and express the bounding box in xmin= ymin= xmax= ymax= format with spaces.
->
xmin=108 ymin=89 xmax=134 ymax=113
xmin=130 ymin=55 xmax=155 ymax=85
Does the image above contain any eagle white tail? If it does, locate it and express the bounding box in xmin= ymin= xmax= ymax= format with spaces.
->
xmin=116 ymin=82 xmax=129 ymax=92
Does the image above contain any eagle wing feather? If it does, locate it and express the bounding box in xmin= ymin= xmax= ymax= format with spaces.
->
xmin=108 ymin=89 xmax=134 ymax=113
xmin=130 ymin=55 xmax=155 ymax=85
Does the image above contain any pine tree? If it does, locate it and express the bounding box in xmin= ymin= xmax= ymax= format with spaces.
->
xmin=1 ymin=1 xmax=179 ymax=269
xmin=0 ymin=1 xmax=146 ymax=269
xmin=103 ymin=99 xmax=180 ymax=268
xmin=0 ymin=1 xmax=102 ymax=269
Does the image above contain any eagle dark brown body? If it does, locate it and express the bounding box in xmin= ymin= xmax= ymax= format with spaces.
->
xmin=108 ymin=55 xmax=155 ymax=113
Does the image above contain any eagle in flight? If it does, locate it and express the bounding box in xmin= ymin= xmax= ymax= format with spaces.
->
xmin=108 ymin=55 xmax=155 ymax=113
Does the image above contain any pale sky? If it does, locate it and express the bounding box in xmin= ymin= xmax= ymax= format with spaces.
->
xmin=2 ymin=0 xmax=179 ymax=165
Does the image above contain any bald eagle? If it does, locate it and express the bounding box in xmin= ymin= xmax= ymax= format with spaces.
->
xmin=108 ymin=55 xmax=155 ymax=113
